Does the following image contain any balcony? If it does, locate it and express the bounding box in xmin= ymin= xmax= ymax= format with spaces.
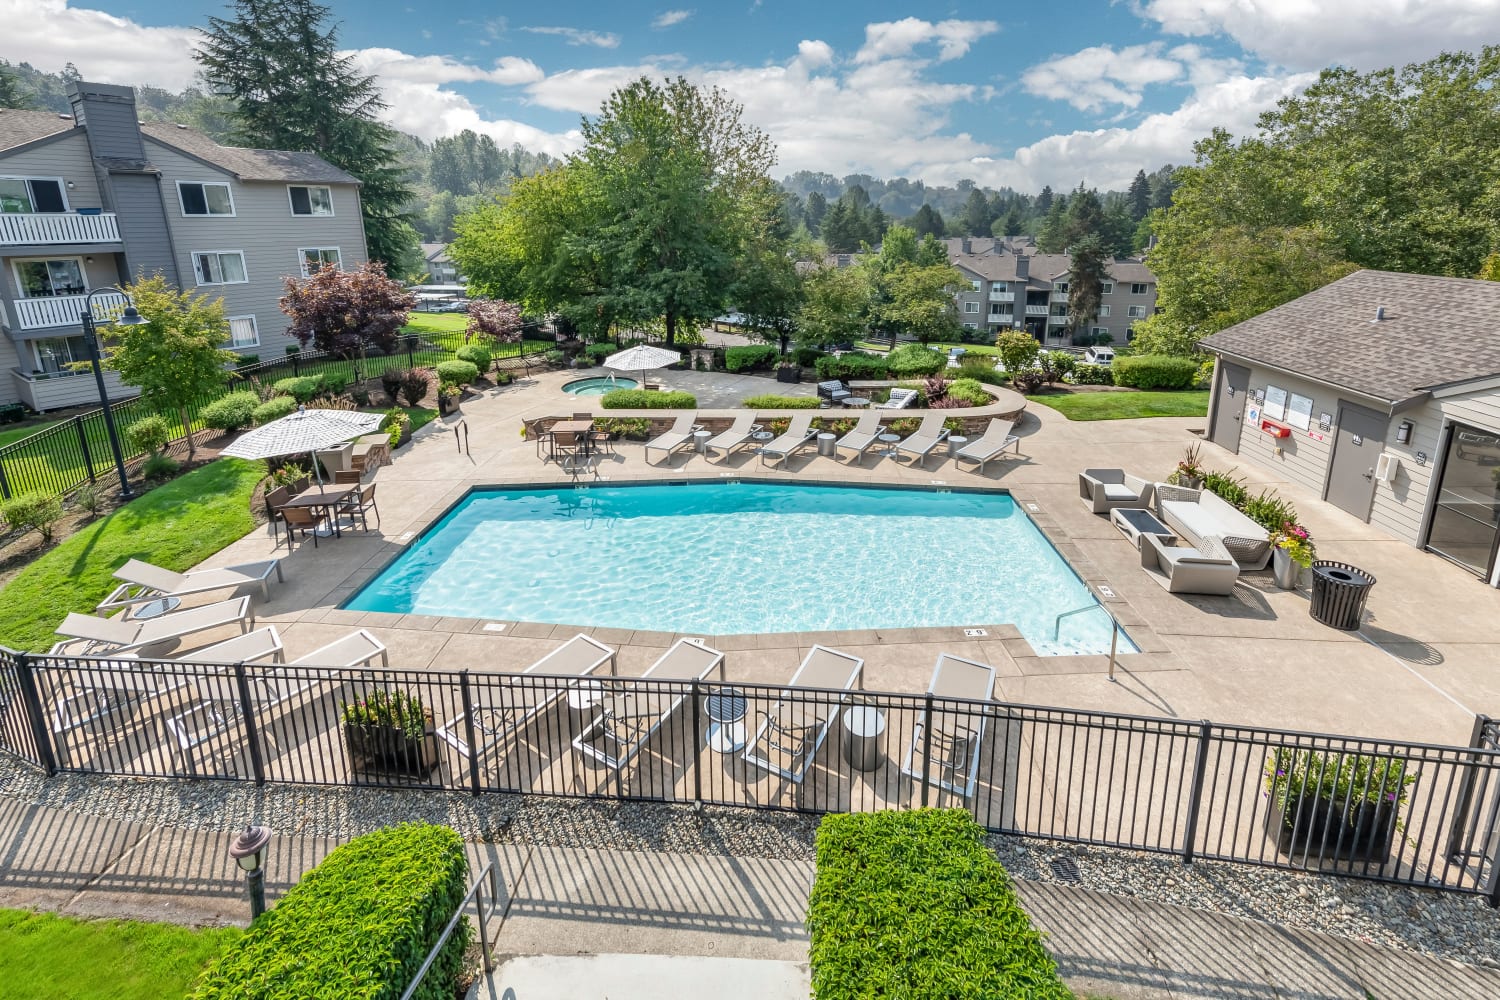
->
xmin=0 ymin=212 xmax=121 ymax=247
xmin=1025 ymin=305 xmax=1050 ymax=316
xmin=10 ymin=367 xmax=135 ymax=412
xmin=9 ymin=292 xmax=129 ymax=331
xmin=988 ymin=292 xmax=1015 ymax=302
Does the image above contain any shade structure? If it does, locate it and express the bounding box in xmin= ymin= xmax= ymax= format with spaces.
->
xmin=603 ymin=344 xmax=681 ymax=386
xmin=220 ymin=408 xmax=383 ymax=462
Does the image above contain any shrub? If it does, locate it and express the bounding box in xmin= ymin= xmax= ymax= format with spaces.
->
xmin=142 ymin=453 xmax=180 ymax=480
xmin=273 ymin=375 xmax=324 ymax=403
xmin=1241 ymin=489 xmax=1299 ymax=533
xmin=809 ymin=811 xmax=1070 ymax=1000
xmin=1038 ymin=350 xmax=1076 ymax=384
xmin=815 ymin=352 xmax=889 ymax=381
xmin=596 ymin=417 xmax=650 ymax=440
xmin=2 ymin=492 xmax=64 ymax=543
xmin=435 ymin=359 xmax=479 ymax=388
xmin=252 ymin=395 xmax=298 ymax=425
xmin=399 ymin=369 xmax=431 ymax=407
xmin=1265 ymin=747 xmax=1414 ymax=811
xmin=1201 ymin=470 xmax=1249 ymax=507
xmin=885 ymin=343 xmax=947 ymax=377
xmin=543 ymin=349 xmax=567 ymax=365
xmin=742 ymin=394 xmax=822 ymax=409
xmin=455 ymin=344 xmax=492 ymax=374
xmin=124 ymin=415 xmax=172 ymax=455
xmin=724 ymin=344 xmax=780 ymax=373
xmin=1068 ymin=363 xmax=1114 ymax=385
xmin=1012 ymin=369 xmax=1046 ymax=394
xmin=956 ymin=360 xmax=1007 ymax=386
xmin=380 ymin=367 xmax=404 ymax=403
xmin=584 ymin=342 xmax=617 ymax=364
xmin=382 ymin=409 xmax=411 ymax=449
xmin=190 ymin=823 xmax=470 ymax=1000
xmin=73 ymin=482 xmax=104 ymax=519
xmin=350 ymin=385 xmax=372 ymax=407
xmin=1111 ymin=354 xmax=1198 ymax=390
xmin=230 ymin=353 xmax=260 ymax=367
xmin=201 ymin=391 xmax=260 ymax=433
xmin=995 ymin=330 xmax=1040 ymax=376
xmin=945 ymin=378 xmax=991 ymax=406
xmin=600 ymin=389 xmax=698 ymax=409
xmin=322 ymin=372 xmax=349 ymax=396
xmin=792 ymin=346 xmax=826 ymax=367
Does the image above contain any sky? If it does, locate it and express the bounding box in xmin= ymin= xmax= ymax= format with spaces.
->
xmin=3 ymin=1 xmax=1497 ymax=192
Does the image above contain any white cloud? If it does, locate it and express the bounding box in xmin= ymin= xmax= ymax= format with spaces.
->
xmin=651 ymin=10 xmax=695 ymax=29
xmin=517 ymin=25 xmax=621 ymax=49
xmin=855 ymin=17 xmax=1000 ymax=64
xmin=1022 ymin=42 xmax=1242 ymax=112
xmin=347 ymin=49 xmax=544 ymax=87
xmin=0 ymin=0 xmax=202 ymax=91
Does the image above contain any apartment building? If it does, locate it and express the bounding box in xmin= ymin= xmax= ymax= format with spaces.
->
xmin=0 ymin=81 xmax=366 ymax=411
xmin=943 ymin=237 xmax=1157 ymax=346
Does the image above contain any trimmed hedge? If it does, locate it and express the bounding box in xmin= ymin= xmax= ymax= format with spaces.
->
xmin=201 ymin=391 xmax=261 ymax=433
xmin=191 ymin=823 xmax=470 ymax=1000
xmin=435 ymin=359 xmax=480 ymax=388
xmin=273 ymin=376 xmax=323 ymax=403
xmin=814 ymin=352 xmax=889 ymax=380
xmin=724 ymin=344 xmax=780 ymax=372
xmin=585 ymin=342 xmax=618 ymax=363
xmin=808 ymin=810 xmax=1070 ymax=1000
xmin=945 ymin=378 xmax=991 ymax=406
xmin=252 ymin=395 xmax=298 ymax=425
xmin=454 ymin=344 xmax=491 ymax=374
xmin=1067 ymin=363 xmax=1113 ymax=386
xmin=742 ymin=394 xmax=822 ymax=409
xmin=1111 ymin=354 xmax=1197 ymax=390
xmin=599 ymin=389 xmax=698 ymax=409
xmin=792 ymin=346 xmax=827 ymax=367
xmin=885 ymin=343 xmax=948 ymax=377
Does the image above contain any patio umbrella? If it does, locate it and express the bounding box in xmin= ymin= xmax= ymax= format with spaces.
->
xmin=603 ymin=344 xmax=681 ymax=388
xmin=221 ymin=407 xmax=384 ymax=493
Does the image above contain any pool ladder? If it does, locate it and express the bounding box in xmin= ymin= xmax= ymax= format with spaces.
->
xmin=1052 ymin=603 xmax=1124 ymax=681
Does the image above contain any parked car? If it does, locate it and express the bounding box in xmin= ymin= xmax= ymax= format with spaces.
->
xmin=436 ymin=300 xmax=469 ymax=313
xmin=1083 ymin=346 xmax=1115 ymax=365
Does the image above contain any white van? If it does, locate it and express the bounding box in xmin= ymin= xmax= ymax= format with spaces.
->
xmin=1083 ymin=346 xmax=1115 ymax=365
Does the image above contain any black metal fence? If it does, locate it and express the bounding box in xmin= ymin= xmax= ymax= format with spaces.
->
xmin=1 ymin=647 xmax=1496 ymax=902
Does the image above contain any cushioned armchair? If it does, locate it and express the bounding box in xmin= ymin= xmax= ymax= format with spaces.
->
xmin=1079 ymin=469 xmax=1153 ymax=514
xmin=1139 ymin=533 xmax=1240 ymax=595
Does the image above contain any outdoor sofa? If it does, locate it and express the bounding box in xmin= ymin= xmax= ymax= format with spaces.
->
xmin=1138 ymin=533 xmax=1240 ymax=595
xmin=1079 ymin=469 xmax=1153 ymax=514
xmin=1153 ymin=483 xmax=1272 ymax=569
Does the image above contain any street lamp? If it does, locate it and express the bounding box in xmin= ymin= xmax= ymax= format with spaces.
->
xmin=79 ymin=289 xmax=145 ymax=499
xmin=227 ymin=824 xmax=273 ymax=920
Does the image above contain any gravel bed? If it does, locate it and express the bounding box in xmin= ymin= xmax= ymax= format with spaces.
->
xmin=3 ymin=756 xmax=1495 ymax=970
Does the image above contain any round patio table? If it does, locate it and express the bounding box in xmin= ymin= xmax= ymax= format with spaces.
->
xmin=705 ymin=688 xmax=748 ymax=753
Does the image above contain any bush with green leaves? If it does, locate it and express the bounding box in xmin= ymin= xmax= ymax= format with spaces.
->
xmin=1241 ymin=489 xmax=1299 ymax=533
xmin=956 ymin=360 xmax=1007 ymax=386
xmin=596 ymin=417 xmax=650 ymax=439
xmin=884 ymin=343 xmax=947 ymax=378
xmin=815 ymin=352 xmax=889 ymax=381
xmin=585 ymin=342 xmax=617 ymax=364
xmin=543 ymin=349 xmax=567 ymax=365
xmin=380 ymin=367 xmax=404 ymax=403
xmin=190 ymin=823 xmax=470 ymax=1000
xmin=809 ymin=810 xmax=1070 ymax=1000
xmin=455 ymin=344 xmax=492 ymax=374
xmin=944 ymin=378 xmax=991 ymax=406
xmin=124 ymin=415 xmax=172 ymax=456
xmin=2 ymin=492 xmax=64 ymax=544
xmin=273 ymin=375 xmax=324 ymax=403
xmin=381 ymin=408 xmax=411 ymax=449
xmin=742 ymin=394 xmax=822 ymax=409
xmin=1201 ymin=470 xmax=1249 ymax=507
xmin=792 ymin=346 xmax=826 ymax=367
xmin=73 ymin=482 xmax=105 ymax=518
xmin=400 ymin=369 xmax=431 ymax=407
xmin=1038 ymin=350 xmax=1077 ymax=384
xmin=252 ymin=395 xmax=298 ymax=425
xmin=435 ymin=359 xmax=480 ymax=389
xmin=1067 ymin=363 xmax=1114 ymax=385
xmin=1111 ymin=354 xmax=1199 ymax=390
xmin=1264 ymin=747 xmax=1415 ymax=810
xmin=322 ymin=372 xmax=349 ymax=396
xmin=599 ymin=390 xmax=698 ymax=409
xmin=142 ymin=453 xmax=180 ymax=480
xmin=724 ymin=344 xmax=780 ymax=373
xmin=200 ymin=391 xmax=260 ymax=433
xmin=994 ymin=330 xmax=1040 ymax=377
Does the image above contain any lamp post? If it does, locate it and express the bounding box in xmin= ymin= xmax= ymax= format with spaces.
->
xmin=79 ymin=289 xmax=145 ymax=499
xmin=228 ymin=824 xmax=272 ymax=920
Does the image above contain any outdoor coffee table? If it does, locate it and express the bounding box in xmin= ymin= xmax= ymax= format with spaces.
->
xmin=1111 ymin=506 xmax=1176 ymax=549
xmin=843 ymin=397 xmax=870 ymax=409
xmin=750 ymin=431 xmax=774 ymax=455
xmin=129 ymin=597 xmax=182 ymax=621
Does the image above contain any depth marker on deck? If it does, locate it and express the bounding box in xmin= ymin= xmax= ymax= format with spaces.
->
xmin=482 ymin=623 xmax=507 ymax=632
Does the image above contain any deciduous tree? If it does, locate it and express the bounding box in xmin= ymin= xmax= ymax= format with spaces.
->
xmin=465 ymin=299 xmax=525 ymax=348
xmin=280 ymin=260 xmax=415 ymax=363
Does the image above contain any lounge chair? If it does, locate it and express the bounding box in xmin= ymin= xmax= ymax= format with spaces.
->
xmin=877 ymin=387 xmax=919 ymax=409
xmin=52 ymin=597 xmax=255 ymax=656
xmin=835 ymin=410 xmax=884 ymax=464
xmin=644 ymin=413 xmax=698 ymax=465
xmin=96 ymin=558 xmax=285 ymax=612
xmin=900 ymin=654 xmax=996 ymax=800
xmin=893 ymin=413 xmax=949 ymax=467
xmin=289 ymin=628 xmax=389 ymax=669
xmin=956 ymin=420 xmax=1023 ymax=475
xmin=742 ymin=645 xmax=864 ymax=783
xmin=1139 ymin=532 xmax=1240 ymax=595
xmin=573 ymin=638 xmax=725 ymax=769
xmin=46 ymin=659 xmax=190 ymax=766
xmin=1078 ymin=468 xmax=1151 ymax=512
xmin=704 ymin=413 xmax=757 ymax=462
xmin=181 ymin=626 xmax=285 ymax=664
xmin=757 ymin=412 xmax=818 ymax=468
xmin=439 ymin=633 xmax=618 ymax=759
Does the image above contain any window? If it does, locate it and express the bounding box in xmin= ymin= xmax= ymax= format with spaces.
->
xmin=963 ymin=322 xmax=977 ymax=330
xmin=14 ymin=258 xmax=85 ymax=298
xmin=990 ymin=302 xmax=1013 ymax=315
xmin=1092 ymin=326 xmax=1109 ymax=337
xmin=298 ymin=247 xmax=341 ymax=277
xmin=32 ymin=335 xmax=92 ymax=374
xmin=178 ymin=181 xmax=234 ymax=216
xmin=288 ymin=185 xmax=334 ymax=216
xmin=990 ymin=281 xmax=1007 ymax=293
xmin=0 ymin=176 xmax=67 ymax=213
xmin=963 ymin=301 xmax=980 ymax=314
xmin=1053 ymin=281 xmax=1068 ymax=293
xmin=969 ymin=279 xmax=981 ymax=292
xmin=227 ymin=315 xmax=259 ymax=349
xmin=1131 ymin=282 xmax=1149 ymax=295
xmin=1100 ymin=281 xmax=1114 ymax=294
xmin=192 ymin=251 xmax=248 ymax=285
xmin=1051 ymin=304 xmax=1068 ymax=316
xmin=1097 ymin=305 xmax=1110 ymax=317
xmin=1127 ymin=305 xmax=1148 ymax=319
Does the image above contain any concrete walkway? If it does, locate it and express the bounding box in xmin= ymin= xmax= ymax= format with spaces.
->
xmin=1 ymin=796 xmax=1497 ymax=1000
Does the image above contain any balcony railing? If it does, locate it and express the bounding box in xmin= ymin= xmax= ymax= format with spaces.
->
xmin=1025 ymin=304 xmax=1050 ymax=316
xmin=988 ymin=292 xmax=1014 ymax=302
xmin=9 ymin=367 xmax=133 ymax=413
xmin=10 ymin=292 xmax=129 ymax=331
xmin=0 ymin=212 xmax=121 ymax=246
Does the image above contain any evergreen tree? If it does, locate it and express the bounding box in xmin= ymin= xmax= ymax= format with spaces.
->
xmin=1127 ymin=169 xmax=1152 ymax=221
xmin=0 ymin=60 xmax=35 ymax=109
xmin=962 ymin=188 xmax=993 ymax=236
xmin=820 ymin=199 xmax=861 ymax=253
xmin=804 ymin=191 xmax=827 ymax=235
xmin=1063 ymin=185 xmax=1105 ymax=247
xmin=909 ymin=203 xmax=945 ymax=239
xmin=1066 ymin=235 xmax=1108 ymax=338
xmin=1036 ymin=185 xmax=1054 ymax=215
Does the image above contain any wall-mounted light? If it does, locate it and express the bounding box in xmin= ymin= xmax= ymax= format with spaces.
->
xmin=1396 ymin=420 xmax=1413 ymax=445
xmin=66 ymin=181 xmax=76 ymax=190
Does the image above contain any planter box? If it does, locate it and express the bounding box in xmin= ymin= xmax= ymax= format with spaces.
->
xmin=776 ymin=367 xmax=802 ymax=383
xmin=345 ymin=720 xmax=440 ymax=778
xmin=438 ymin=394 xmax=462 ymax=417
xmin=1264 ymin=793 xmax=1398 ymax=864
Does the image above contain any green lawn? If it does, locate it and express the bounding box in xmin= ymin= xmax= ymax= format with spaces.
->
xmin=0 ymin=909 xmax=240 ymax=1000
xmin=855 ymin=339 xmax=1005 ymax=357
xmin=0 ymin=420 xmax=61 ymax=449
xmin=0 ymin=458 xmax=263 ymax=651
xmin=398 ymin=406 xmax=439 ymax=434
xmin=1028 ymin=389 xmax=1210 ymax=421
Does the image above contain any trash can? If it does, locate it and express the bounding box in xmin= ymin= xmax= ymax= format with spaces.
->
xmin=947 ymin=435 xmax=968 ymax=457
xmin=1308 ymin=561 xmax=1376 ymax=630
xmin=817 ymin=432 xmax=837 ymax=457
xmin=841 ymin=706 xmax=886 ymax=771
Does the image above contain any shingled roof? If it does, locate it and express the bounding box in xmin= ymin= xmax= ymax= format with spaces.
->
xmin=140 ymin=122 xmax=359 ymax=185
xmin=1198 ymin=269 xmax=1500 ymax=407
xmin=0 ymin=109 xmax=78 ymax=153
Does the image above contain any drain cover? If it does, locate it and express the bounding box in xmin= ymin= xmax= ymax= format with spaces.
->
xmin=1048 ymin=855 xmax=1082 ymax=884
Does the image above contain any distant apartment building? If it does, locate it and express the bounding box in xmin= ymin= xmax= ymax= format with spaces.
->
xmin=942 ymin=237 xmax=1157 ymax=347
xmin=0 ymin=81 xmax=366 ymax=411
xmin=420 ymin=243 xmax=462 ymax=284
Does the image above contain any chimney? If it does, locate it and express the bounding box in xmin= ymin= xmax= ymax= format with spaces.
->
xmin=1371 ymin=306 xmax=1386 ymax=322
xmin=1015 ymin=254 xmax=1030 ymax=279
xmin=961 ymin=237 xmax=971 ymax=254
xmin=67 ymin=81 xmax=146 ymax=161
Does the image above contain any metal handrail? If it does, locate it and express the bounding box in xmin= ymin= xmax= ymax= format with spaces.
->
xmin=1051 ymin=604 xmax=1101 ymax=640
xmin=398 ymin=861 xmax=501 ymax=1000
xmin=1053 ymin=603 xmax=1124 ymax=681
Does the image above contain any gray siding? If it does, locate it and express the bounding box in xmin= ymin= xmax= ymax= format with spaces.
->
xmin=109 ymin=173 xmax=180 ymax=286
xmin=70 ymin=84 xmax=146 ymax=161
xmin=0 ymin=132 xmax=103 ymax=209
xmin=1370 ymin=391 xmax=1500 ymax=548
xmin=1234 ymin=367 xmax=1338 ymax=499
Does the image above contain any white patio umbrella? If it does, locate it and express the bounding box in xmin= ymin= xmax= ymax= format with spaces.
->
xmin=221 ymin=407 xmax=384 ymax=492
xmin=603 ymin=344 xmax=682 ymax=388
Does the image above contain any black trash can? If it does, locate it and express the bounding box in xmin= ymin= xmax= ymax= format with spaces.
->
xmin=1308 ymin=560 xmax=1376 ymax=630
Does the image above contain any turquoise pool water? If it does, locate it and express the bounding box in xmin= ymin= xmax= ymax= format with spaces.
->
xmin=562 ymin=376 xmax=639 ymax=395
xmin=345 ymin=484 xmax=1132 ymax=656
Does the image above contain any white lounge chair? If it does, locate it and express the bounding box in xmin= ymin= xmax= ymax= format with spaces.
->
xmin=900 ymin=654 xmax=997 ymax=800
xmin=835 ymin=410 xmax=884 ymax=464
xmin=181 ymin=626 xmax=285 ymax=664
xmin=45 ymin=658 xmax=190 ymax=766
xmin=96 ymin=558 xmax=284 ymax=612
xmin=573 ymin=638 xmax=725 ymax=769
xmin=757 ymin=412 xmax=818 ymax=468
xmin=439 ymin=633 xmax=618 ymax=759
xmin=644 ymin=413 xmax=698 ymax=465
xmin=877 ymin=387 xmax=919 ymax=409
xmin=52 ymin=597 xmax=255 ymax=656
xmin=893 ymin=413 xmax=949 ymax=467
xmin=742 ymin=645 xmax=864 ymax=783
xmin=704 ymin=413 xmax=757 ymax=462
xmin=957 ymin=420 xmax=1022 ymax=475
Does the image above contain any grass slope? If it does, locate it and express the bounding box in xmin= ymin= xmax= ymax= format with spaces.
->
xmin=0 ymin=458 xmax=262 ymax=651
xmin=0 ymin=909 xmax=240 ymax=1000
xmin=1029 ymin=389 xmax=1209 ymax=421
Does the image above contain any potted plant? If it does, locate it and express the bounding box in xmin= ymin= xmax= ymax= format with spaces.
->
xmin=1270 ymin=521 xmax=1315 ymax=589
xmin=437 ymin=384 xmax=463 ymax=416
xmin=776 ymin=361 xmax=801 ymax=383
xmin=1175 ymin=443 xmax=1205 ymax=490
xmin=342 ymin=689 xmax=440 ymax=778
xmin=1262 ymin=747 xmax=1414 ymax=863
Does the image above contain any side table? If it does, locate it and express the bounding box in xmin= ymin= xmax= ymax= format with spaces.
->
xmin=705 ymin=688 xmax=748 ymax=753
xmin=841 ymin=705 xmax=886 ymax=771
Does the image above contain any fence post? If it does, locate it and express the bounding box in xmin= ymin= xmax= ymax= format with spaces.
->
xmin=459 ymin=671 xmax=482 ymax=796
xmin=74 ymin=416 xmax=97 ymax=484
xmin=407 ymin=335 xmax=416 ymax=369
xmin=14 ymin=654 xmax=58 ymax=776
xmin=1447 ymin=714 xmax=1494 ymax=864
xmin=291 ymin=353 xmax=300 ymax=378
xmin=919 ymin=693 xmax=935 ymax=808
xmin=1180 ymin=720 xmax=1213 ymax=863
xmin=691 ymin=678 xmax=703 ymax=808
xmin=233 ymin=663 xmax=266 ymax=786
xmin=0 ymin=453 xmax=11 ymax=500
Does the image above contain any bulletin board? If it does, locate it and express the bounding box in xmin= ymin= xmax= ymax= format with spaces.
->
xmin=1285 ymin=392 xmax=1314 ymax=431
xmin=1262 ymin=385 xmax=1288 ymax=421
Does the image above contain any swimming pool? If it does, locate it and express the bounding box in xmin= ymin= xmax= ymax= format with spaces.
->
xmin=563 ymin=376 xmax=639 ymax=395
xmin=344 ymin=483 xmax=1132 ymax=656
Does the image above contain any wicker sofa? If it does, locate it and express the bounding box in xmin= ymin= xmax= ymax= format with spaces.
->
xmin=1079 ymin=469 xmax=1154 ymax=514
xmin=1139 ymin=533 xmax=1240 ymax=595
xmin=1153 ymin=483 xmax=1272 ymax=570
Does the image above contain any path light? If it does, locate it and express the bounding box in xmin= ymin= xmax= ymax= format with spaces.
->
xmin=228 ymin=824 xmax=272 ymax=919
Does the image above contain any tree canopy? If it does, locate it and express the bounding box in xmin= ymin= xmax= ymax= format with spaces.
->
xmin=279 ymin=260 xmax=415 ymax=359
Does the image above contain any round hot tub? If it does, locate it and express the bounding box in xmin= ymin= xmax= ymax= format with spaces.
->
xmin=562 ymin=376 xmax=640 ymax=396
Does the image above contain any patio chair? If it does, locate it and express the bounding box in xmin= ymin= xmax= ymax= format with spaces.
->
xmin=757 ymin=412 xmax=818 ymax=468
xmin=524 ymin=417 xmax=555 ymax=461
xmin=742 ymin=645 xmax=865 ymax=783
xmin=438 ymin=633 xmax=618 ymax=759
xmin=956 ymin=420 xmax=1022 ymax=475
xmin=339 ymin=482 xmax=380 ymax=531
xmin=704 ymin=413 xmax=757 ymax=462
xmin=877 ymin=387 xmax=919 ymax=409
xmin=334 ymin=470 xmax=362 ymax=485
xmin=1139 ymin=532 xmax=1240 ymax=596
xmin=816 ymin=380 xmax=851 ymax=405
xmin=644 ymin=413 xmax=698 ymax=465
xmin=835 ymin=410 xmax=884 ymax=464
xmin=180 ymin=626 xmax=285 ymax=664
xmin=47 ymin=659 xmax=190 ymax=767
xmin=279 ymin=505 xmax=328 ymax=549
xmin=900 ymin=654 xmax=996 ymax=800
xmin=51 ymin=596 xmax=255 ymax=656
xmin=264 ymin=485 xmax=291 ymax=542
xmin=1078 ymin=468 xmax=1152 ymax=513
xmin=96 ymin=557 xmax=285 ymax=612
xmin=893 ymin=413 xmax=950 ymax=468
xmin=573 ymin=638 xmax=726 ymax=769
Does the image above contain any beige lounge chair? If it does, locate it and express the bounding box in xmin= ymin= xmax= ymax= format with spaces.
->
xmin=97 ymin=558 xmax=285 ymax=612
xmin=900 ymin=654 xmax=996 ymax=800
xmin=52 ymin=597 xmax=255 ymax=656
xmin=742 ymin=645 xmax=865 ymax=782
xmin=893 ymin=413 xmax=949 ymax=467
xmin=1139 ymin=533 xmax=1240 ymax=595
xmin=573 ymin=638 xmax=725 ymax=769
xmin=644 ymin=413 xmax=698 ymax=464
xmin=704 ymin=413 xmax=757 ymax=462
xmin=757 ymin=412 xmax=818 ymax=468
xmin=877 ymin=387 xmax=919 ymax=409
xmin=1078 ymin=468 xmax=1151 ymax=512
xmin=957 ymin=420 xmax=1022 ymax=475
xmin=439 ymin=633 xmax=618 ymax=759
xmin=835 ymin=410 xmax=884 ymax=464
xmin=181 ymin=626 xmax=285 ymax=664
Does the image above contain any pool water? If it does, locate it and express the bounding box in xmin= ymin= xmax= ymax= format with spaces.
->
xmin=344 ymin=484 xmax=1133 ymax=656
xmin=563 ymin=376 xmax=639 ymax=395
